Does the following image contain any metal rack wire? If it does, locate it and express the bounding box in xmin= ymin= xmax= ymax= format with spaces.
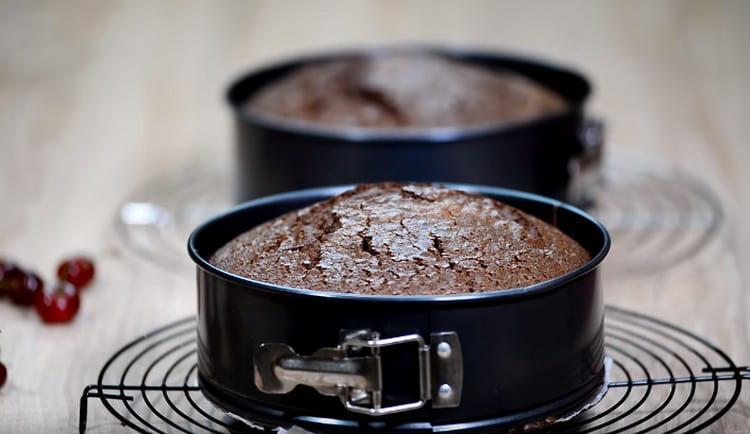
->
xmin=589 ymin=156 xmax=723 ymax=276
xmin=79 ymin=306 xmax=749 ymax=433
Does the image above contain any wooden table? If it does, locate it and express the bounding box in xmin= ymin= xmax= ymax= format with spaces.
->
xmin=1 ymin=1 xmax=749 ymax=432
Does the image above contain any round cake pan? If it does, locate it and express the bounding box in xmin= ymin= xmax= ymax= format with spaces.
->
xmin=226 ymin=46 xmax=603 ymax=204
xmin=188 ymin=184 xmax=611 ymax=433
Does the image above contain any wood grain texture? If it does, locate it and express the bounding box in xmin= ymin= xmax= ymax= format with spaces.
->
xmin=0 ymin=0 xmax=748 ymax=432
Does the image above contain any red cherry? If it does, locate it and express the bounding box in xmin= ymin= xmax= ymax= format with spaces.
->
xmin=0 ymin=258 xmax=9 ymax=281
xmin=0 ymin=265 xmax=26 ymax=301
xmin=0 ymin=262 xmax=9 ymax=297
xmin=0 ymin=261 xmax=17 ymax=296
xmin=34 ymin=281 xmax=80 ymax=324
xmin=0 ymin=361 xmax=6 ymax=389
xmin=57 ymin=256 xmax=95 ymax=289
xmin=8 ymin=272 xmax=43 ymax=307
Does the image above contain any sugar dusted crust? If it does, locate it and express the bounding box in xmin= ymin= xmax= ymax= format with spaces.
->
xmin=247 ymin=54 xmax=566 ymax=130
xmin=210 ymin=184 xmax=590 ymax=295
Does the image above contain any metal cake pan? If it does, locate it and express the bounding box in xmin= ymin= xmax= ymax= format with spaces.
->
xmin=226 ymin=46 xmax=603 ymax=204
xmin=188 ymin=184 xmax=611 ymax=433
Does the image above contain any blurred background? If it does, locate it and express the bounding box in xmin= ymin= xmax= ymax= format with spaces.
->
xmin=1 ymin=0 xmax=749 ymax=432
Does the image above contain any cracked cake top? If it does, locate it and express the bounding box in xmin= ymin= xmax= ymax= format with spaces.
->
xmin=209 ymin=183 xmax=590 ymax=295
xmin=246 ymin=54 xmax=566 ymax=130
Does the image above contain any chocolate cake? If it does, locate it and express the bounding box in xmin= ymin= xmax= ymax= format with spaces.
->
xmin=246 ymin=54 xmax=566 ymax=129
xmin=210 ymin=183 xmax=590 ymax=295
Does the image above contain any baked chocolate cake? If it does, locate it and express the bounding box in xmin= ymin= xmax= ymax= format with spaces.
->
xmin=210 ymin=184 xmax=590 ymax=295
xmin=246 ymin=54 xmax=566 ymax=129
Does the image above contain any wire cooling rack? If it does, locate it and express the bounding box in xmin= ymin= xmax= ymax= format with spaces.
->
xmin=114 ymin=154 xmax=723 ymax=279
xmin=79 ymin=306 xmax=749 ymax=433
xmin=588 ymin=156 xmax=723 ymax=276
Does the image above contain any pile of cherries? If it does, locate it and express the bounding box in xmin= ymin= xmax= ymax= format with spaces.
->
xmin=0 ymin=256 xmax=95 ymax=324
xmin=0 ymin=256 xmax=95 ymax=390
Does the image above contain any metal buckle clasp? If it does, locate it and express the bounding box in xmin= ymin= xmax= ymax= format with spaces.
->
xmin=339 ymin=330 xmax=430 ymax=415
xmin=568 ymin=117 xmax=605 ymax=206
xmin=254 ymin=330 xmax=462 ymax=416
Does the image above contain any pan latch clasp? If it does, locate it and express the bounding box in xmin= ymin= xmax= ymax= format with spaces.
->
xmin=254 ymin=330 xmax=462 ymax=416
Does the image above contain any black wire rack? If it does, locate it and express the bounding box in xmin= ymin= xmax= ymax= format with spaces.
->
xmin=79 ymin=306 xmax=750 ymax=434
xmin=114 ymin=154 xmax=723 ymax=279
xmin=588 ymin=156 xmax=723 ymax=276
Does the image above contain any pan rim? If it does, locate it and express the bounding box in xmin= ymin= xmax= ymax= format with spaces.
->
xmin=188 ymin=183 xmax=610 ymax=304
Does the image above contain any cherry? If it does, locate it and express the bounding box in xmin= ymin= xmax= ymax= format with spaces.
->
xmin=0 ymin=262 xmax=9 ymax=297
xmin=57 ymin=256 xmax=95 ymax=289
xmin=0 ymin=261 xmax=15 ymax=296
xmin=34 ymin=281 xmax=80 ymax=324
xmin=0 ymin=257 xmax=9 ymax=283
xmin=0 ymin=264 xmax=26 ymax=301
xmin=0 ymin=361 xmax=6 ymax=389
xmin=8 ymin=272 xmax=43 ymax=307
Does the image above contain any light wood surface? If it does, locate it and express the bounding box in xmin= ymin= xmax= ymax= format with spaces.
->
xmin=1 ymin=0 xmax=749 ymax=432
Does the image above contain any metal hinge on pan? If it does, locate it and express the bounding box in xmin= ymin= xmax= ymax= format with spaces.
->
xmin=254 ymin=330 xmax=462 ymax=416
xmin=568 ymin=118 xmax=605 ymax=206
